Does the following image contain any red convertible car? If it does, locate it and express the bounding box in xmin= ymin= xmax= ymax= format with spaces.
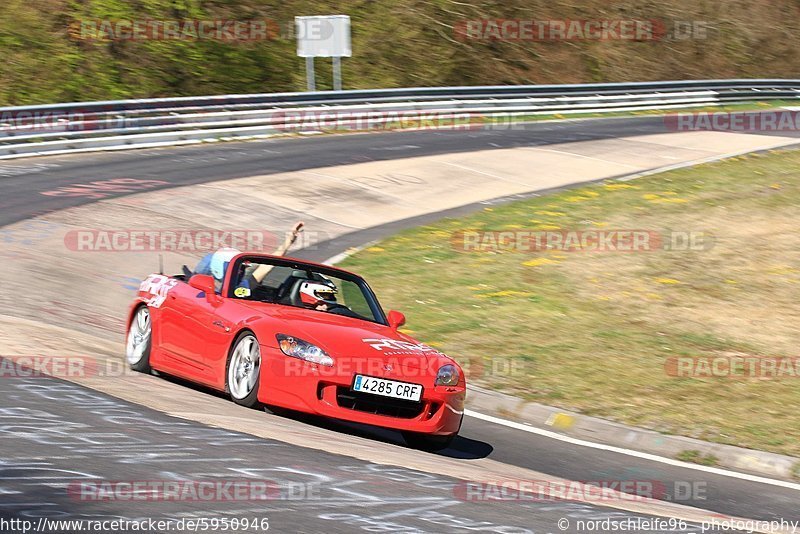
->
xmin=125 ymin=253 xmax=465 ymax=450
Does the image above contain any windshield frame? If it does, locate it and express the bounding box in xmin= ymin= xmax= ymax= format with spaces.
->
xmin=224 ymin=255 xmax=389 ymax=326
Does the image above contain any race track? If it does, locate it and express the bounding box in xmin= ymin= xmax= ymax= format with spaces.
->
xmin=1 ymin=117 xmax=799 ymax=533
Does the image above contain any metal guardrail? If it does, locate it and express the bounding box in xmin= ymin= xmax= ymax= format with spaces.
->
xmin=0 ymin=79 xmax=798 ymax=160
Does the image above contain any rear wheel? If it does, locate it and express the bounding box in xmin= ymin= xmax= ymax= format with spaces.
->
xmin=126 ymin=306 xmax=152 ymax=373
xmin=226 ymin=332 xmax=262 ymax=408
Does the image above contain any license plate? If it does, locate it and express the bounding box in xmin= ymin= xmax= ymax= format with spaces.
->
xmin=352 ymin=375 xmax=423 ymax=402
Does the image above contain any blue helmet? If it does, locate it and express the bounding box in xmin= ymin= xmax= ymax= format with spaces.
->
xmin=209 ymin=247 xmax=240 ymax=282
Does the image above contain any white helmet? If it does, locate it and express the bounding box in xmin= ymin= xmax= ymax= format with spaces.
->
xmin=299 ymin=280 xmax=338 ymax=307
xmin=209 ymin=247 xmax=240 ymax=281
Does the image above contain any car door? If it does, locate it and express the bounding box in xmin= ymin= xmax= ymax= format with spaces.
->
xmin=158 ymin=281 xmax=206 ymax=378
xmin=184 ymin=294 xmax=238 ymax=388
xmin=197 ymin=297 xmax=249 ymax=388
xmin=161 ymin=283 xmax=239 ymax=389
xmin=156 ymin=280 xmax=221 ymax=382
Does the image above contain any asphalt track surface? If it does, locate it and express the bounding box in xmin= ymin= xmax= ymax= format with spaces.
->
xmin=1 ymin=117 xmax=799 ymax=532
xmin=0 ymin=364 xmax=714 ymax=534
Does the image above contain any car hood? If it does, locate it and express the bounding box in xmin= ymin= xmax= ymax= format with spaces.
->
xmin=240 ymin=302 xmax=451 ymax=370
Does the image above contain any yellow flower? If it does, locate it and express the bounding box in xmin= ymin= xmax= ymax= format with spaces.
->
xmin=523 ymin=258 xmax=558 ymax=267
xmin=535 ymin=211 xmax=566 ymax=217
xmin=643 ymin=193 xmax=688 ymax=203
xmin=476 ymin=290 xmax=532 ymax=298
xmin=534 ymin=224 xmax=562 ymax=231
xmin=655 ymin=278 xmax=681 ymax=285
xmin=367 ymin=247 xmax=385 ymax=253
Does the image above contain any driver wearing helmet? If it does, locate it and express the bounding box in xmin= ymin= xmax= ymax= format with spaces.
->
xmin=298 ymin=280 xmax=339 ymax=312
xmin=195 ymin=247 xmax=241 ymax=293
xmin=297 ymin=280 xmax=362 ymax=319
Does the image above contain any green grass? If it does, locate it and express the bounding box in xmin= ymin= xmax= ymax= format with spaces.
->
xmin=342 ymin=149 xmax=800 ymax=457
xmin=676 ymin=450 xmax=720 ymax=467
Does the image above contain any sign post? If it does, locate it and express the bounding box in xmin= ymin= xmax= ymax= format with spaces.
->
xmin=295 ymin=15 xmax=351 ymax=92
xmin=305 ymin=57 xmax=316 ymax=91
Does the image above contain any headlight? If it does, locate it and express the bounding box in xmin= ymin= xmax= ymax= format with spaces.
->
xmin=276 ymin=334 xmax=334 ymax=367
xmin=435 ymin=364 xmax=460 ymax=386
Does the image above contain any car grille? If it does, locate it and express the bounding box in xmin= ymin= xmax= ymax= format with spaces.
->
xmin=336 ymin=387 xmax=426 ymax=419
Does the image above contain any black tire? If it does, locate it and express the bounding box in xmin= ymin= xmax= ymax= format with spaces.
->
xmin=225 ymin=331 xmax=262 ymax=408
xmin=263 ymin=405 xmax=291 ymax=417
xmin=126 ymin=306 xmax=152 ymax=374
xmin=402 ymin=431 xmax=457 ymax=452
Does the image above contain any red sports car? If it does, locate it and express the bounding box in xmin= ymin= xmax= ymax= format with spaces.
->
xmin=125 ymin=253 xmax=465 ymax=450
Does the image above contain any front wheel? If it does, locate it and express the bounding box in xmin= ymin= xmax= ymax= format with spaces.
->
xmin=126 ymin=306 xmax=152 ymax=373
xmin=402 ymin=431 xmax=456 ymax=452
xmin=226 ymin=332 xmax=262 ymax=408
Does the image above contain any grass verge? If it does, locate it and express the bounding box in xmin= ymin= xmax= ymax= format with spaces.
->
xmin=342 ymin=148 xmax=800 ymax=457
xmin=676 ymin=450 xmax=720 ymax=467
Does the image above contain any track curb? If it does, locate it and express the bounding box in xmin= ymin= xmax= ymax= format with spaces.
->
xmin=464 ymin=385 xmax=799 ymax=481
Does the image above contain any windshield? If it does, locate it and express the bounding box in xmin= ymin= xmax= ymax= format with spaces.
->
xmin=226 ymin=256 xmax=386 ymax=324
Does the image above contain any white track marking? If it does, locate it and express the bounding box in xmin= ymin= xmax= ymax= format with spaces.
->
xmin=440 ymin=161 xmax=537 ymax=187
xmin=523 ymin=146 xmax=641 ymax=168
xmin=464 ymin=409 xmax=800 ymax=491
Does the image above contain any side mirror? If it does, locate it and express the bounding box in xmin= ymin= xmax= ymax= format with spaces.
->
xmin=189 ymin=274 xmax=216 ymax=297
xmin=387 ymin=310 xmax=406 ymax=330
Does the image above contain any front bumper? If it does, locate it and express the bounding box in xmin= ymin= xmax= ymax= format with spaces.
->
xmin=257 ymin=347 xmax=465 ymax=435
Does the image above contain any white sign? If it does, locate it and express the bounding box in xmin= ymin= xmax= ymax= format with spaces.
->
xmin=296 ymin=15 xmax=351 ymax=58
